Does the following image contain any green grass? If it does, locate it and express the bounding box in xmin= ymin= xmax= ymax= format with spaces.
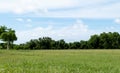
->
xmin=0 ymin=50 xmax=120 ymax=73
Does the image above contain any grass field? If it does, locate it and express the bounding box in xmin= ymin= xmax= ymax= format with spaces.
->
xmin=0 ymin=50 xmax=120 ymax=73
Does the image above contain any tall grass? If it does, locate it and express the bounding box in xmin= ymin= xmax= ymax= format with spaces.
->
xmin=0 ymin=50 xmax=120 ymax=73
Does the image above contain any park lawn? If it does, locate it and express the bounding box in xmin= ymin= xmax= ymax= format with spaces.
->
xmin=0 ymin=50 xmax=120 ymax=73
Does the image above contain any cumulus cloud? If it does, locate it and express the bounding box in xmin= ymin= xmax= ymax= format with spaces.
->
xmin=0 ymin=0 xmax=79 ymax=14
xmin=41 ymin=2 xmax=120 ymax=18
xmin=16 ymin=25 xmax=54 ymax=43
xmin=15 ymin=19 xmax=94 ymax=44
xmin=0 ymin=0 xmax=120 ymax=18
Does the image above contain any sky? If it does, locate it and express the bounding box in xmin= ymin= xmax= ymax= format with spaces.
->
xmin=0 ymin=0 xmax=120 ymax=44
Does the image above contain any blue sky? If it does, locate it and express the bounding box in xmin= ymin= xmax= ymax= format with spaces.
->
xmin=0 ymin=0 xmax=120 ymax=44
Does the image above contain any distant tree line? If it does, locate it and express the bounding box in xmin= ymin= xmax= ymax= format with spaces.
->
xmin=1 ymin=25 xmax=120 ymax=50
xmin=13 ymin=32 xmax=120 ymax=50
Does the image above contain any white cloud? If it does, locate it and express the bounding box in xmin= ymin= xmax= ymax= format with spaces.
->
xmin=16 ymin=18 xmax=24 ymax=22
xmin=115 ymin=18 xmax=120 ymax=24
xmin=39 ymin=2 xmax=120 ymax=18
xmin=16 ymin=18 xmax=32 ymax=22
xmin=15 ymin=19 xmax=94 ymax=44
xmin=16 ymin=18 xmax=33 ymax=28
xmin=16 ymin=25 xmax=54 ymax=43
xmin=0 ymin=0 xmax=120 ymax=18
xmin=0 ymin=0 xmax=79 ymax=14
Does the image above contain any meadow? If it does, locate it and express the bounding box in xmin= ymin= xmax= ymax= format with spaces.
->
xmin=0 ymin=50 xmax=120 ymax=73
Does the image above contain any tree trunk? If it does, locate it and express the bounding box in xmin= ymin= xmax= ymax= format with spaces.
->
xmin=7 ymin=41 xmax=10 ymax=50
xmin=11 ymin=41 xmax=13 ymax=49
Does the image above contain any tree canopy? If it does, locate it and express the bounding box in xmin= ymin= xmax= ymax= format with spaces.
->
xmin=0 ymin=26 xmax=17 ymax=50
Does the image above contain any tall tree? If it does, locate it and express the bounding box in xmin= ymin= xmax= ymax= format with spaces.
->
xmin=0 ymin=27 xmax=17 ymax=50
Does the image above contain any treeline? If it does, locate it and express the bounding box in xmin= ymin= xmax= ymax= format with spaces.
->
xmin=1 ymin=32 xmax=120 ymax=50
xmin=12 ymin=32 xmax=120 ymax=50
xmin=1 ymin=26 xmax=120 ymax=50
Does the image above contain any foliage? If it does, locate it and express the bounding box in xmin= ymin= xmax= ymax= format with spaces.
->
xmin=0 ymin=26 xmax=17 ymax=50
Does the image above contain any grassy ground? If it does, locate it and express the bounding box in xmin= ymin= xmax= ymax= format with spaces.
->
xmin=0 ymin=50 xmax=120 ymax=73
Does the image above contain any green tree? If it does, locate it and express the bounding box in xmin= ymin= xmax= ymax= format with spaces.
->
xmin=0 ymin=26 xmax=7 ymax=35
xmin=88 ymin=35 xmax=100 ymax=49
xmin=109 ymin=32 xmax=120 ymax=48
xmin=0 ymin=28 xmax=17 ymax=50
xmin=69 ymin=42 xmax=80 ymax=49
xmin=57 ymin=39 xmax=66 ymax=49
xmin=40 ymin=37 xmax=52 ymax=49
xmin=80 ymin=40 xmax=88 ymax=49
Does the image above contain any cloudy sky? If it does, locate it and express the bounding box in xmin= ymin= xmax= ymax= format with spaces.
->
xmin=0 ymin=0 xmax=120 ymax=44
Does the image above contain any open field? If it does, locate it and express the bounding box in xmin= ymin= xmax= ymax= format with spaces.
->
xmin=0 ymin=50 xmax=120 ymax=73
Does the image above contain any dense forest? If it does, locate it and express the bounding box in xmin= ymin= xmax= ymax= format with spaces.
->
xmin=1 ymin=26 xmax=120 ymax=50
